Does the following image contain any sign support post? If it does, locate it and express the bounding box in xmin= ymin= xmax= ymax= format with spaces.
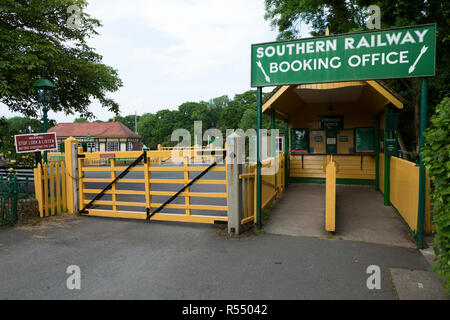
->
xmin=417 ymin=78 xmax=428 ymax=249
xmin=384 ymin=106 xmax=390 ymax=206
xmin=375 ymin=115 xmax=380 ymax=191
xmin=43 ymin=107 xmax=49 ymax=163
xmin=256 ymin=87 xmax=262 ymax=229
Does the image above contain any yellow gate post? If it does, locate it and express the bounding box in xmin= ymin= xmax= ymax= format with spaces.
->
xmin=325 ymin=160 xmax=336 ymax=232
xmin=64 ymin=137 xmax=79 ymax=213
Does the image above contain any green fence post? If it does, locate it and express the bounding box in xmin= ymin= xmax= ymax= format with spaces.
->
xmin=417 ymin=78 xmax=428 ymax=249
xmin=256 ymin=87 xmax=262 ymax=229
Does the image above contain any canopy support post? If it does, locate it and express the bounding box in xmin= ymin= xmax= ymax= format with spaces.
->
xmin=417 ymin=78 xmax=428 ymax=249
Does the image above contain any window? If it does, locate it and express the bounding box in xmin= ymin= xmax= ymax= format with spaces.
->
xmin=87 ymin=143 xmax=98 ymax=152
xmin=276 ymin=137 xmax=283 ymax=153
xmin=106 ymin=142 xmax=119 ymax=151
xmin=127 ymin=142 xmax=133 ymax=151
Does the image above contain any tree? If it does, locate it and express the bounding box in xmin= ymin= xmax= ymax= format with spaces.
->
xmin=264 ymin=0 xmax=368 ymax=40
xmin=6 ymin=116 xmax=46 ymax=133
xmin=137 ymin=113 xmax=157 ymax=149
xmin=108 ymin=115 xmax=139 ymax=131
xmin=0 ymin=0 xmax=123 ymax=119
xmin=137 ymin=110 xmax=177 ymax=149
xmin=218 ymin=90 xmax=257 ymax=131
xmin=74 ymin=117 xmax=89 ymax=123
xmin=264 ymin=0 xmax=449 ymax=154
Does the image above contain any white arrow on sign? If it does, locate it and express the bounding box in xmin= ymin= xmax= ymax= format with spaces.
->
xmin=409 ymin=45 xmax=428 ymax=74
xmin=256 ymin=60 xmax=270 ymax=83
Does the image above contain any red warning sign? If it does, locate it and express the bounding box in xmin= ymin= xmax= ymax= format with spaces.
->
xmin=14 ymin=133 xmax=57 ymax=153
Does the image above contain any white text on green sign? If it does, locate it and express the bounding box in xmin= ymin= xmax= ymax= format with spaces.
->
xmin=251 ymin=24 xmax=436 ymax=87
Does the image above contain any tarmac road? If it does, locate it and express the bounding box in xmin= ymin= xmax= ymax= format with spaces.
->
xmin=0 ymin=216 xmax=430 ymax=299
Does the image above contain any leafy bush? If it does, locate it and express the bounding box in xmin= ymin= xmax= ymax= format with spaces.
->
xmin=423 ymin=96 xmax=450 ymax=292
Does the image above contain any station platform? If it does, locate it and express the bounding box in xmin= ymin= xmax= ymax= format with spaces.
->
xmin=264 ymin=183 xmax=415 ymax=248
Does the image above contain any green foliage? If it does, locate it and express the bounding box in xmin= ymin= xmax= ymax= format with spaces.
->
xmin=0 ymin=0 xmax=122 ymax=118
xmin=0 ymin=116 xmax=53 ymax=167
xmin=74 ymin=117 xmax=89 ymax=123
xmin=264 ymin=0 xmax=368 ymax=40
xmin=136 ymin=90 xmax=286 ymax=150
xmin=108 ymin=115 xmax=139 ymax=131
xmin=423 ymin=97 xmax=450 ymax=292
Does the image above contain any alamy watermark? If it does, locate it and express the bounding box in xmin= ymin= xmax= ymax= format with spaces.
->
xmin=66 ymin=265 xmax=81 ymax=290
xmin=170 ymin=121 xmax=281 ymax=175
xmin=66 ymin=5 xmax=82 ymax=30
xmin=366 ymin=265 xmax=381 ymax=290
xmin=366 ymin=5 xmax=381 ymax=30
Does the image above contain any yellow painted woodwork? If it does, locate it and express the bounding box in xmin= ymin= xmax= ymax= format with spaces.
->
xmin=64 ymin=137 xmax=78 ymax=213
xmin=33 ymin=161 xmax=68 ymax=217
xmin=290 ymin=154 xmax=375 ymax=180
xmin=61 ymin=162 xmax=67 ymax=211
xmin=55 ymin=163 xmax=61 ymax=213
xmin=337 ymin=130 xmax=354 ymax=154
xmin=310 ymin=130 xmax=326 ymax=154
xmin=43 ymin=163 xmax=49 ymax=217
xmin=262 ymin=81 xmax=403 ymax=120
xmin=389 ymin=156 xmax=431 ymax=233
xmin=84 ymin=210 xmax=228 ymax=224
xmin=239 ymin=154 xmax=285 ymax=225
xmin=325 ymin=161 xmax=336 ymax=232
xmin=76 ymin=145 xmax=231 ymax=224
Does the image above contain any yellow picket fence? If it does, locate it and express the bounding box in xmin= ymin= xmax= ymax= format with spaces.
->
xmin=33 ymin=162 xmax=67 ymax=217
xmin=325 ymin=160 xmax=336 ymax=232
xmin=240 ymin=153 xmax=285 ymax=224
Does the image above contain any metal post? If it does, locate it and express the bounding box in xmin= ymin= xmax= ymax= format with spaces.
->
xmin=256 ymin=87 xmax=262 ymax=229
xmin=375 ymin=115 xmax=380 ymax=191
xmin=384 ymin=106 xmax=390 ymax=206
xmin=226 ymin=133 xmax=243 ymax=236
xmin=43 ymin=106 xmax=48 ymax=163
xmin=417 ymin=78 xmax=427 ymax=249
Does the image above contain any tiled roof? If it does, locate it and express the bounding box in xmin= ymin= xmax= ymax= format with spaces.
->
xmin=48 ymin=122 xmax=141 ymax=138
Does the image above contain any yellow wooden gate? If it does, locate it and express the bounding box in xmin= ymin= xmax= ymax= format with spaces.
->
xmin=34 ymin=162 xmax=67 ymax=217
xmin=78 ymin=148 xmax=228 ymax=224
xmin=240 ymin=153 xmax=285 ymax=225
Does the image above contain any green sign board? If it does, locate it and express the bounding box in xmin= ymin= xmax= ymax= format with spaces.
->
xmin=291 ymin=128 xmax=309 ymax=152
xmin=251 ymin=24 xmax=436 ymax=87
xmin=385 ymin=138 xmax=399 ymax=156
xmin=355 ymin=128 xmax=375 ymax=153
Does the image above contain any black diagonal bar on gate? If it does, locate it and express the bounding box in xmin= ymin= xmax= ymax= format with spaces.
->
xmin=148 ymin=150 xmax=226 ymax=220
xmin=79 ymin=151 xmax=147 ymax=214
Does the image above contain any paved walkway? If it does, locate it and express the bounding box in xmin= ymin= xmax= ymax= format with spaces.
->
xmin=0 ymin=215 xmax=430 ymax=299
xmin=264 ymin=183 xmax=416 ymax=248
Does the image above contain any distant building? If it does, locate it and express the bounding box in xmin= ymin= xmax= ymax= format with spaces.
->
xmin=48 ymin=122 xmax=142 ymax=152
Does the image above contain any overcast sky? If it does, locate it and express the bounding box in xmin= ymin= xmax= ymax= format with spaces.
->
xmin=1 ymin=0 xmax=311 ymax=123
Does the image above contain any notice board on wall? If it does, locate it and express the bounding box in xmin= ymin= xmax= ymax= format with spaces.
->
xmin=355 ymin=127 xmax=375 ymax=153
xmin=291 ymin=128 xmax=309 ymax=152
